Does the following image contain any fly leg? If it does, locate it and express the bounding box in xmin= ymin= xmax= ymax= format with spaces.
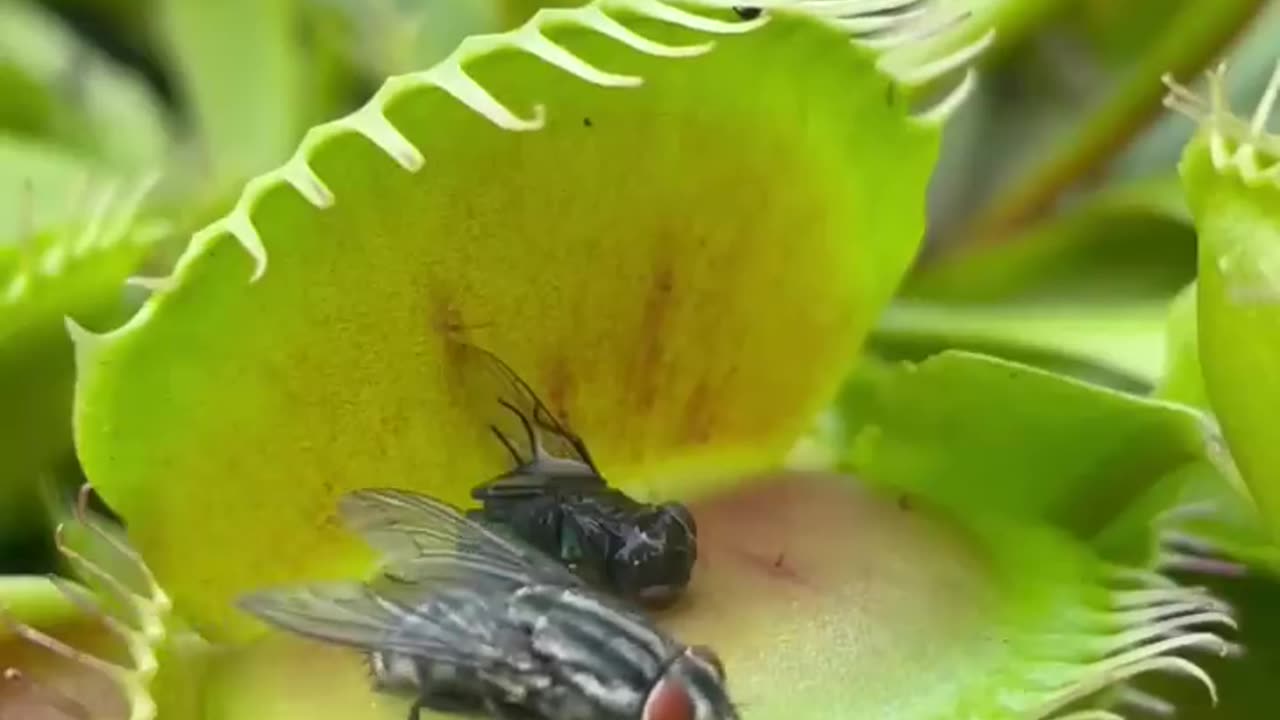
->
xmin=412 ymin=690 xmax=487 ymax=720
xmin=483 ymin=698 xmax=541 ymax=720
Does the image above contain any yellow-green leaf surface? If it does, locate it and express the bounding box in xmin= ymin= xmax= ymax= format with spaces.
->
xmin=73 ymin=1 xmax=981 ymax=640
xmin=198 ymin=474 xmax=1234 ymax=720
xmin=1172 ymin=62 xmax=1280 ymax=538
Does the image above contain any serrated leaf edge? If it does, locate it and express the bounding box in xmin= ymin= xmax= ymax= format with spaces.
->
xmin=2 ymin=173 xmax=164 ymax=309
xmin=1163 ymin=60 xmax=1280 ymax=189
xmin=0 ymin=502 xmax=182 ymax=720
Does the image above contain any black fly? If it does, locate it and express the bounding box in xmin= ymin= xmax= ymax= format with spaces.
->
xmin=239 ymin=489 xmax=738 ymax=720
xmin=451 ymin=342 xmax=698 ymax=609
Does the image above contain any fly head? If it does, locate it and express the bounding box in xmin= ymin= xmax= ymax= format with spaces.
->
xmin=613 ymin=503 xmax=698 ymax=608
xmin=642 ymin=646 xmax=737 ymax=720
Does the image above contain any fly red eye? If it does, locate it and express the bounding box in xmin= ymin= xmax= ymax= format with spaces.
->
xmin=642 ymin=677 xmax=695 ymax=720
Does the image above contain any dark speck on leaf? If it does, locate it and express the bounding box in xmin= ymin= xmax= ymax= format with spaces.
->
xmin=733 ymin=6 xmax=762 ymax=20
xmin=583 ymin=117 xmax=593 ymax=128
xmin=731 ymin=547 xmax=808 ymax=587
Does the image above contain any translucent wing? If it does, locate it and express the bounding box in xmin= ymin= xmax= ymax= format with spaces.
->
xmin=239 ymin=581 xmax=518 ymax=665
xmin=449 ymin=341 xmax=605 ymax=492
xmin=339 ymin=488 xmax=585 ymax=588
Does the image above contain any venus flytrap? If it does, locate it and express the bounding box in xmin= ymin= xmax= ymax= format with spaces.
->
xmin=70 ymin=0 xmax=988 ymax=640
xmin=840 ymin=351 xmax=1224 ymax=542
xmin=1145 ymin=283 xmax=1280 ymax=577
xmin=0 ymin=489 xmax=207 ymax=720
xmin=0 ymin=1 xmax=1249 ymax=719
xmin=1155 ymin=282 xmax=1209 ymax=407
xmin=1166 ymin=60 xmax=1280 ymax=540
xmin=0 ymin=170 xmax=167 ymax=546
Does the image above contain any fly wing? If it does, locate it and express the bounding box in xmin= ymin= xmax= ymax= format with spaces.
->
xmin=239 ymin=581 xmax=513 ymax=665
xmin=449 ymin=341 xmax=605 ymax=491
xmin=469 ymin=471 xmax=606 ymax=503
xmin=339 ymin=488 xmax=585 ymax=588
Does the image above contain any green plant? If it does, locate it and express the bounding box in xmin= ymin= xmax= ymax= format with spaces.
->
xmin=3 ymin=1 xmax=1280 ymax=719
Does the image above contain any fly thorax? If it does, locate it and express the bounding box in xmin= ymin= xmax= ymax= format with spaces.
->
xmin=510 ymin=585 xmax=679 ymax=714
xmin=366 ymin=650 xmax=420 ymax=696
xmin=612 ymin=507 xmax=696 ymax=606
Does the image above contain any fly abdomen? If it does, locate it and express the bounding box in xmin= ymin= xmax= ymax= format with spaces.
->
xmin=508 ymin=585 xmax=678 ymax=716
xmin=412 ymin=652 xmax=560 ymax=717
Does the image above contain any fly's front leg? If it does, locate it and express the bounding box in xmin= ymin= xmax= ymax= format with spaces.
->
xmin=413 ymin=690 xmax=487 ymax=719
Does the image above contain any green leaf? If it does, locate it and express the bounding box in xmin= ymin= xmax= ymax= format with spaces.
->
xmin=0 ymin=576 xmax=78 ymax=634
xmin=837 ymin=347 xmax=1267 ymax=578
xmin=496 ymin=0 xmax=585 ymax=29
xmin=0 ymin=167 xmax=165 ymax=543
xmin=1155 ymin=281 xmax=1209 ymax=408
xmin=1171 ymin=62 xmax=1280 ymax=539
xmin=910 ymin=175 xmax=1194 ymax=304
xmin=0 ymin=135 xmax=101 ymax=240
xmin=1106 ymin=279 xmax=1279 ymax=574
xmin=312 ymin=0 xmax=504 ymax=76
xmin=74 ymin=2 xmax=980 ymax=640
xmin=0 ymin=60 xmax=60 ymax=140
xmin=160 ymin=0 xmax=306 ymax=185
xmin=0 ymin=1 xmax=171 ymax=171
xmin=841 ymin=350 xmax=1221 ymax=548
xmin=872 ymin=298 xmax=1171 ymax=389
